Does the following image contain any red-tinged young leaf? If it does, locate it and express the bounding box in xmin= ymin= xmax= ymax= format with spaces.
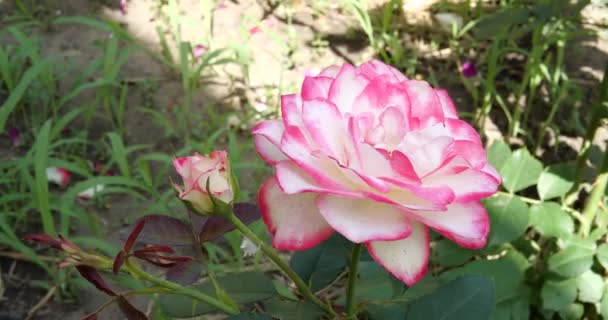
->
xmin=166 ymin=260 xmax=205 ymax=286
xmin=23 ymin=234 xmax=62 ymax=249
xmin=134 ymin=245 xmax=176 ymax=254
xmin=135 ymin=252 xmax=192 ymax=262
xmin=121 ymin=215 xmax=194 ymax=246
xmin=58 ymin=234 xmax=79 ymax=250
xmin=113 ymin=251 xmax=127 ymax=274
xmin=117 ymin=296 xmax=147 ymax=320
xmin=135 ymin=259 xmax=179 ymax=268
xmin=199 ymin=216 xmax=233 ymax=242
xmin=81 ymin=312 xmax=98 ymax=320
xmin=188 ymin=210 xmax=208 ymax=238
xmin=125 ymin=219 xmax=146 ymax=252
xmin=199 ymin=203 xmax=259 ymax=242
xmin=76 ymin=266 xmax=116 ymax=296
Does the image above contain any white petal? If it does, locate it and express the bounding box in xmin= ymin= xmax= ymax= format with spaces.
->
xmin=366 ymin=221 xmax=429 ymax=286
xmin=316 ymin=195 xmax=412 ymax=243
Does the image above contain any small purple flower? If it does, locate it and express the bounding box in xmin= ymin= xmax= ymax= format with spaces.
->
xmin=193 ymin=44 xmax=208 ymax=58
xmin=119 ymin=0 xmax=127 ymax=14
xmin=461 ymin=61 xmax=478 ymax=78
xmin=9 ymin=127 xmax=20 ymax=147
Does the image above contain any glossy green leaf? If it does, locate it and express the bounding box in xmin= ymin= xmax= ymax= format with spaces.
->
xmin=432 ymin=239 xmax=474 ymax=267
xmin=487 ymin=140 xmax=511 ymax=170
xmin=226 ymin=315 xmax=272 ymax=320
xmin=263 ymin=298 xmax=323 ymax=320
xmin=537 ymin=164 xmax=575 ymax=200
xmin=354 ymin=261 xmax=394 ymax=301
xmin=484 ymin=194 xmax=529 ymax=247
xmin=407 ymin=275 xmax=495 ymax=320
xmin=577 ymin=270 xmax=605 ymax=303
xmin=558 ymin=303 xmax=584 ymax=320
xmin=597 ymin=243 xmax=608 ymax=270
xmin=440 ymin=250 xmax=529 ymax=303
xmin=500 ymin=149 xmax=543 ymax=193
xmin=491 ymin=286 xmax=531 ymax=320
xmin=365 ymin=303 xmax=408 ymax=320
xmin=541 ymin=279 xmax=577 ymax=311
xmin=600 ymin=287 xmax=608 ymax=318
xmin=548 ymin=236 xmax=596 ymax=277
xmin=529 ymin=202 xmax=573 ymax=238
xmin=159 ymin=272 xmax=277 ymax=317
xmin=289 ymin=234 xmax=351 ymax=291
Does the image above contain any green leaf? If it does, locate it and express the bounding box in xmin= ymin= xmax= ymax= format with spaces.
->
xmin=600 ymin=287 xmax=608 ymax=318
xmin=597 ymin=244 xmax=608 ymax=270
xmin=226 ymin=315 xmax=272 ymax=320
xmin=577 ymin=270 xmax=605 ymax=303
xmin=364 ymin=303 xmax=408 ymax=320
xmin=407 ymin=275 xmax=495 ymax=320
xmin=263 ymin=298 xmax=323 ymax=320
xmin=491 ymin=286 xmax=531 ymax=320
xmin=541 ymin=279 xmax=577 ymax=311
xmin=484 ymin=194 xmax=529 ymax=247
xmin=159 ymin=272 xmax=277 ymax=317
xmin=500 ymin=149 xmax=543 ymax=193
xmin=558 ymin=303 xmax=584 ymax=320
xmin=353 ymin=262 xmax=394 ymax=301
xmin=440 ymin=250 xmax=529 ymax=303
xmin=548 ymin=236 xmax=596 ymax=277
xmin=289 ymin=234 xmax=350 ymax=291
xmin=432 ymin=239 xmax=474 ymax=267
xmin=537 ymin=164 xmax=575 ymax=200
xmin=529 ymin=202 xmax=573 ymax=238
xmin=487 ymin=140 xmax=511 ymax=170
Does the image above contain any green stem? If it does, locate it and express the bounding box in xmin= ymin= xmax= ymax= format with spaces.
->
xmin=579 ymin=147 xmax=608 ymax=238
xmin=574 ymin=63 xmax=608 ymax=188
xmin=225 ymin=212 xmax=336 ymax=317
xmin=125 ymin=259 xmax=239 ymax=315
xmin=346 ymin=243 xmax=363 ymax=319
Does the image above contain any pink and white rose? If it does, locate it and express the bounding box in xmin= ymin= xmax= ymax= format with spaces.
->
xmin=173 ymin=151 xmax=234 ymax=215
xmin=253 ymin=60 xmax=501 ymax=285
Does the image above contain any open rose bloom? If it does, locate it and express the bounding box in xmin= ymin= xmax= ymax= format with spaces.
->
xmin=253 ymin=60 xmax=501 ymax=285
xmin=173 ymin=151 xmax=234 ymax=215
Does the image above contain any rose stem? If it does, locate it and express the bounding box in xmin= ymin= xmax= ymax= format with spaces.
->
xmin=226 ymin=211 xmax=337 ymax=317
xmin=345 ymin=243 xmax=363 ymax=319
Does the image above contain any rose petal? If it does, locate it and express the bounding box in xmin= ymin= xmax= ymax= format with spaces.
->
xmin=355 ymin=59 xmax=408 ymax=82
xmin=405 ymin=202 xmax=489 ymax=249
xmin=253 ymin=120 xmax=288 ymax=164
xmin=435 ymin=89 xmax=458 ymax=119
xmin=281 ymin=125 xmax=357 ymax=191
xmin=404 ymin=80 xmax=444 ymax=126
xmin=275 ymin=160 xmax=359 ymax=198
xmin=301 ymin=99 xmax=349 ymax=163
xmin=328 ymin=64 xmax=369 ymax=114
xmin=259 ymin=177 xmax=333 ymax=250
xmin=366 ymin=221 xmax=429 ymax=286
xmin=316 ymin=195 xmax=412 ymax=243
xmin=423 ymin=156 xmax=499 ymax=202
xmin=301 ymin=76 xmax=334 ymax=100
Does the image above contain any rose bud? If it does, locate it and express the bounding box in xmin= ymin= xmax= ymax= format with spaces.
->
xmin=173 ymin=151 xmax=235 ymax=215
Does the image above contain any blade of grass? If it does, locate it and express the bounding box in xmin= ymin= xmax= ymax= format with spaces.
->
xmin=33 ymin=120 xmax=56 ymax=236
xmin=0 ymin=56 xmax=53 ymax=133
xmin=107 ymin=132 xmax=131 ymax=178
